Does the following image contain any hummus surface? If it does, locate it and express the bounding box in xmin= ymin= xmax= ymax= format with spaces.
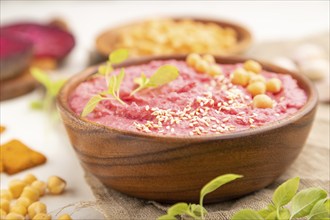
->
xmin=69 ymin=60 xmax=307 ymax=136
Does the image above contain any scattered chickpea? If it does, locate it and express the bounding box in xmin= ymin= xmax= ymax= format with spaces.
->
xmin=32 ymin=213 xmax=52 ymax=220
xmin=249 ymin=74 xmax=266 ymax=84
xmin=208 ymin=64 xmax=222 ymax=76
xmin=28 ymin=201 xmax=47 ymax=219
xmin=231 ymin=68 xmax=250 ymax=86
xmin=243 ymin=60 xmax=262 ymax=73
xmin=253 ymin=94 xmax=273 ymax=108
xmin=202 ymin=54 xmax=216 ymax=64
xmin=186 ymin=53 xmax=201 ymax=67
xmin=195 ymin=59 xmax=210 ymax=73
xmin=266 ymin=78 xmax=282 ymax=93
xmin=23 ymin=174 xmax=37 ymax=185
xmin=21 ymin=186 xmax=40 ymax=202
xmin=0 ymin=190 xmax=13 ymax=201
xmin=58 ymin=214 xmax=72 ymax=220
xmin=4 ymin=212 xmax=25 ymax=220
xmin=47 ymin=176 xmax=66 ymax=195
xmin=0 ymin=199 xmax=10 ymax=213
xmin=10 ymin=204 xmax=27 ymax=216
xmin=31 ymin=180 xmax=47 ymax=196
xmin=9 ymin=180 xmax=27 ymax=198
xmin=247 ymin=81 xmax=266 ymax=96
xmin=16 ymin=197 xmax=32 ymax=208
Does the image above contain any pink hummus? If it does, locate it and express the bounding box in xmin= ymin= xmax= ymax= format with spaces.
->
xmin=69 ymin=60 xmax=307 ymax=136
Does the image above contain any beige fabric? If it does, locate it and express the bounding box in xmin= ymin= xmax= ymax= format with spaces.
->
xmin=84 ymin=34 xmax=330 ymax=220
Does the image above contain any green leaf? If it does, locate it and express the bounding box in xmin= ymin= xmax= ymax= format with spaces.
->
xmin=325 ymin=199 xmax=330 ymax=215
xmin=98 ymin=65 xmax=107 ymax=75
xmin=278 ymin=208 xmax=291 ymax=220
xmin=308 ymin=198 xmax=329 ymax=220
xmin=290 ymin=187 xmax=327 ymax=219
xmin=231 ymin=209 xmax=264 ymax=220
xmin=109 ymin=49 xmax=129 ymax=65
xmin=147 ymin=65 xmax=179 ymax=88
xmin=134 ymin=72 xmax=148 ymax=87
xmin=30 ymin=100 xmax=44 ymax=110
xmin=49 ymin=79 xmax=66 ymax=97
xmin=81 ymin=95 xmax=104 ymax=117
xmin=157 ymin=214 xmax=177 ymax=220
xmin=167 ymin=203 xmax=189 ymax=216
xmin=30 ymin=67 xmax=52 ymax=89
xmin=265 ymin=210 xmax=277 ymax=220
xmin=272 ymin=177 xmax=300 ymax=219
xmin=190 ymin=204 xmax=207 ymax=217
xmin=200 ymin=174 xmax=242 ymax=218
xmin=114 ymin=68 xmax=125 ymax=95
xmin=273 ymin=177 xmax=300 ymax=207
xmin=258 ymin=204 xmax=276 ymax=218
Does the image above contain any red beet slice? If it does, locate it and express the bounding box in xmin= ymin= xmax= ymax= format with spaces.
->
xmin=1 ymin=22 xmax=75 ymax=60
xmin=0 ymin=35 xmax=33 ymax=80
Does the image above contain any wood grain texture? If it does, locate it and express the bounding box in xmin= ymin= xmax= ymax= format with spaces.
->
xmin=57 ymin=55 xmax=318 ymax=203
xmin=95 ymin=17 xmax=252 ymax=58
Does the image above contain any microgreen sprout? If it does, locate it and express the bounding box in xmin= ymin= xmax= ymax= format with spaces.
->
xmin=30 ymin=67 xmax=66 ymax=111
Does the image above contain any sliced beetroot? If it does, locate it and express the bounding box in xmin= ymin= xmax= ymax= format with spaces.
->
xmin=1 ymin=22 xmax=75 ymax=60
xmin=0 ymin=35 xmax=33 ymax=80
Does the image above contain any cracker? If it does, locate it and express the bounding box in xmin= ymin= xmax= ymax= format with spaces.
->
xmin=0 ymin=139 xmax=47 ymax=174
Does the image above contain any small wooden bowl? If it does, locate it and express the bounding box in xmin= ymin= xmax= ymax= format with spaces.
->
xmin=57 ymin=55 xmax=317 ymax=203
xmin=96 ymin=17 xmax=252 ymax=58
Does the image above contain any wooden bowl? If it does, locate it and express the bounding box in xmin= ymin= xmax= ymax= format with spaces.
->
xmin=95 ymin=17 xmax=252 ymax=59
xmin=57 ymin=55 xmax=317 ymax=203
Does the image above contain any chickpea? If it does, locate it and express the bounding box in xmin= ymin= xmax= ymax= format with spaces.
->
xmin=243 ymin=60 xmax=262 ymax=73
xmin=186 ymin=53 xmax=201 ymax=67
xmin=249 ymin=74 xmax=266 ymax=84
xmin=195 ymin=59 xmax=209 ymax=73
xmin=23 ymin=174 xmax=37 ymax=185
xmin=58 ymin=214 xmax=72 ymax=220
xmin=10 ymin=204 xmax=27 ymax=216
xmin=253 ymin=94 xmax=273 ymax=109
xmin=202 ymin=54 xmax=216 ymax=64
xmin=266 ymin=78 xmax=282 ymax=93
xmin=0 ymin=190 xmax=13 ymax=201
xmin=231 ymin=68 xmax=250 ymax=86
xmin=9 ymin=180 xmax=27 ymax=198
xmin=32 ymin=213 xmax=52 ymax=220
xmin=16 ymin=197 xmax=32 ymax=208
xmin=208 ymin=64 xmax=222 ymax=76
xmin=4 ymin=213 xmax=25 ymax=220
xmin=31 ymin=180 xmax=47 ymax=196
xmin=47 ymin=176 xmax=66 ymax=195
xmin=28 ymin=201 xmax=47 ymax=219
xmin=0 ymin=199 xmax=9 ymax=213
xmin=247 ymin=82 xmax=266 ymax=96
xmin=21 ymin=186 xmax=40 ymax=202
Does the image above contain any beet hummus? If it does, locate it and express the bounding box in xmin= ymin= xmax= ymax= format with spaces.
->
xmin=69 ymin=60 xmax=307 ymax=136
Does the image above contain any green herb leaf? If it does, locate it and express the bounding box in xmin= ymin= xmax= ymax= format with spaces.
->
xmin=30 ymin=100 xmax=44 ymax=110
xmin=109 ymin=49 xmax=129 ymax=65
xmin=49 ymin=79 xmax=67 ymax=96
xmin=272 ymin=177 xmax=300 ymax=219
xmin=157 ymin=214 xmax=177 ymax=220
xmin=167 ymin=203 xmax=189 ymax=216
xmin=265 ymin=210 xmax=277 ymax=220
xmin=258 ymin=204 xmax=276 ymax=218
xmin=130 ymin=65 xmax=179 ymax=96
xmin=307 ymin=198 xmax=329 ymax=220
xmin=200 ymin=174 xmax=242 ymax=218
xmin=106 ymin=69 xmax=126 ymax=105
xmin=325 ymin=199 xmax=330 ymax=214
xmin=30 ymin=67 xmax=52 ymax=89
xmin=290 ymin=187 xmax=327 ymax=219
xmin=115 ymin=68 xmax=125 ymax=95
xmin=231 ymin=209 xmax=264 ymax=220
xmin=278 ymin=208 xmax=291 ymax=220
xmin=147 ymin=65 xmax=179 ymax=88
xmin=273 ymin=177 xmax=300 ymax=207
xmin=190 ymin=204 xmax=208 ymax=217
xmin=81 ymin=95 xmax=104 ymax=117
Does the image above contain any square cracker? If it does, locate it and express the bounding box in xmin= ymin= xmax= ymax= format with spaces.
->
xmin=0 ymin=139 xmax=47 ymax=174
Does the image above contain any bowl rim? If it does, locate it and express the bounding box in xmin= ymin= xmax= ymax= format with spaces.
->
xmin=57 ymin=54 xmax=318 ymax=142
xmin=95 ymin=16 xmax=252 ymax=57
